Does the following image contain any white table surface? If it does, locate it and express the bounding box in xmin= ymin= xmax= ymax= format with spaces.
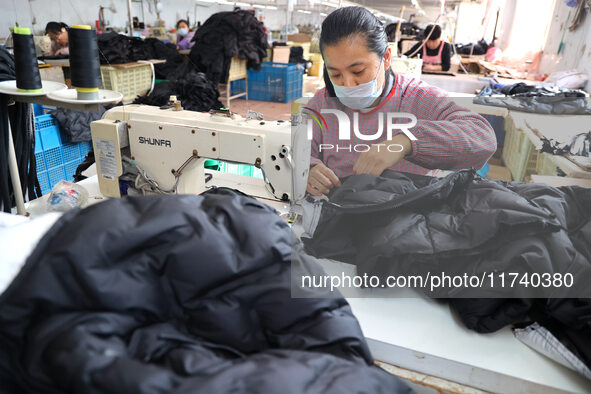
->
xmin=24 ymin=172 xmax=591 ymax=393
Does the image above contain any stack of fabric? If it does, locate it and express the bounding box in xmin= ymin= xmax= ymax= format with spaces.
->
xmin=133 ymin=70 xmax=222 ymax=112
xmin=97 ymin=32 xmax=184 ymax=80
xmin=189 ymin=10 xmax=269 ymax=84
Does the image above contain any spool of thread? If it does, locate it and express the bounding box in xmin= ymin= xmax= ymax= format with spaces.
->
xmin=13 ymin=27 xmax=42 ymax=93
xmin=69 ymin=25 xmax=102 ymax=100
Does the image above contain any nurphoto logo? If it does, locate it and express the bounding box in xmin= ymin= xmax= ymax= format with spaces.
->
xmin=304 ymin=107 xmax=418 ymax=153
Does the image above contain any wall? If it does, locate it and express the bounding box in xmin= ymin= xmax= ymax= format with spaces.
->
xmin=539 ymin=0 xmax=591 ymax=87
xmin=0 ymin=0 xmax=242 ymax=35
xmin=0 ymin=0 xmax=297 ymax=35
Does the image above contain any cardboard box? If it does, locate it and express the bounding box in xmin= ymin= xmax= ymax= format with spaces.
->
xmin=487 ymin=164 xmax=512 ymax=181
xmin=272 ymin=46 xmax=291 ymax=63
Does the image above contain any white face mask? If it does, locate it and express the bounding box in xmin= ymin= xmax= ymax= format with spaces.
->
xmin=331 ymin=57 xmax=384 ymax=110
xmin=178 ymin=27 xmax=189 ymax=37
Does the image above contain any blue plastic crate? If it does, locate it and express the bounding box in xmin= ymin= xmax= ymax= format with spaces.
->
xmin=230 ymin=79 xmax=246 ymax=96
xmin=47 ymin=165 xmax=67 ymax=187
xmin=62 ymin=142 xmax=80 ymax=163
xmin=37 ymin=171 xmax=51 ymax=195
xmin=34 ymin=113 xmax=88 ymax=194
xmin=246 ymin=62 xmax=304 ymax=103
xmin=34 ymin=113 xmax=58 ymax=131
xmin=65 ymin=160 xmax=81 ymax=182
xmin=32 ymin=104 xmax=44 ymax=116
xmin=79 ymin=141 xmax=93 ymax=158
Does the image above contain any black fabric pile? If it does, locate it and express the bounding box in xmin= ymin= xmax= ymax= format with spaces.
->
xmin=97 ymin=32 xmax=178 ymax=64
xmin=0 ymin=189 xmax=411 ymax=393
xmin=289 ymin=46 xmax=310 ymax=67
xmin=0 ymin=48 xmax=41 ymax=212
xmin=97 ymin=32 xmax=184 ymax=79
xmin=455 ymin=39 xmax=489 ymax=55
xmin=475 ymin=84 xmax=591 ymax=114
xmin=189 ymin=10 xmax=269 ymax=84
xmin=133 ymin=70 xmax=222 ymax=112
xmin=50 ymin=106 xmax=105 ymax=143
xmin=541 ymin=132 xmax=591 ymax=157
xmin=303 ymin=170 xmax=591 ymax=379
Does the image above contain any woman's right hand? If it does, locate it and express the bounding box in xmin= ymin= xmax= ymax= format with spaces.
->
xmin=307 ymin=164 xmax=341 ymax=196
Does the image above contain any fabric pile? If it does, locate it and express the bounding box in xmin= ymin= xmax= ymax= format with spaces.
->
xmin=302 ymin=170 xmax=591 ymax=380
xmin=0 ymin=48 xmax=41 ymax=212
xmin=541 ymin=131 xmax=591 ymax=157
xmin=455 ymin=39 xmax=489 ymax=55
xmin=475 ymin=83 xmax=591 ymax=114
xmin=0 ymin=189 xmax=410 ymax=393
xmin=97 ymin=32 xmax=179 ymax=65
xmin=189 ymin=10 xmax=269 ymax=84
xmin=97 ymin=32 xmax=184 ymax=79
xmin=133 ymin=70 xmax=222 ymax=112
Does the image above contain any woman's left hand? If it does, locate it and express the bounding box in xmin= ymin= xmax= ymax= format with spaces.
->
xmin=353 ymin=134 xmax=412 ymax=176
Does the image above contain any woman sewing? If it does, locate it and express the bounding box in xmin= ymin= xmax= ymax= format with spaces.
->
xmin=305 ymin=7 xmax=495 ymax=196
xmin=45 ymin=22 xmax=69 ymax=56
xmin=404 ymin=24 xmax=452 ymax=72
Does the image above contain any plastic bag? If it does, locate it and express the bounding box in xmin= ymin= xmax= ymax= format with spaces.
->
xmin=46 ymin=181 xmax=89 ymax=212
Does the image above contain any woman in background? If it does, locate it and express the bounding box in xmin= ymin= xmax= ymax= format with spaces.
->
xmin=45 ymin=22 xmax=69 ymax=56
xmin=404 ymin=24 xmax=452 ymax=72
xmin=176 ymin=20 xmax=195 ymax=50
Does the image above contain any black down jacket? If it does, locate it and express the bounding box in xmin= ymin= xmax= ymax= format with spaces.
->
xmin=303 ymin=170 xmax=591 ymax=371
xmin=0 ymin=189 xmax=410 ymax=393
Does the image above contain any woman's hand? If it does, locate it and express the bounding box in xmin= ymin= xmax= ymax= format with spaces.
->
xmin=307 ymin=163 xmax=341 ymax=196
xmin=353 ymin=134 xmax=412 ymax=176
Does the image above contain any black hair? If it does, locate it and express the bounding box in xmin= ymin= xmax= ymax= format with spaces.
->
xmin=319 ymin=7 xmax=388 ymax=97
xmin=424 ymin=24 xmax=442 ymax=41
xmin=45 ymin=22 xmax=68 ymax=35
xmin=176 ymin=19 xmax=190 ymax=29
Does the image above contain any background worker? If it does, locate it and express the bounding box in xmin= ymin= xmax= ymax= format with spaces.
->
xmin=404 ymin=24 xmax=452 ymax=72
xmin=45 ymin=22 xmax=69 ymax=56
xmin=176 ymin=19 xmax=195 ymax=50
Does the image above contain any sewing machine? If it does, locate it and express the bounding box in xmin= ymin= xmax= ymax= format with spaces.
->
xmin=90 ymin=102 xmax=310 ymax=203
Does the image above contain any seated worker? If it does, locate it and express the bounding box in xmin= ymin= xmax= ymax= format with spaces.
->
xmin=404 ymin=24 xmax=451 ymax=72
xmin=45 ymin=22 xmax=69 ymax=56
xmin=176 ymin=19 xmax=195 ymax=50
xmin=305 ymin=7 xmax=496 ymax=196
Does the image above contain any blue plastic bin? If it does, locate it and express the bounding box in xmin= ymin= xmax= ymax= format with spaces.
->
xmin=246 ymin=62 xmax=304 ymax=102
xmin=34 ymin=114 xmax=91 ymax=194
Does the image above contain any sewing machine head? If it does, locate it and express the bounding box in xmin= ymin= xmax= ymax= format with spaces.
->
xmin=90 ymin=103 xmax=311 ymax=203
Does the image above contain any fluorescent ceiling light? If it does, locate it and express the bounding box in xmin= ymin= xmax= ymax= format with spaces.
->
xmin=320 ymin=1 xmax=338 ymax=7
xmin=298 ymin=10 xmax=312 ymax=14
xmin=320 ymin=12 xmax=327 ymax=16
xmin=235 ymin=2 xmax=251 ymax=6
xmin=266 ymin=5 xmax=277 ymax=9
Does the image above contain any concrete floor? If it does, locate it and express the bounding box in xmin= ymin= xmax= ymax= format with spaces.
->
xmin=226 ymin=75 xmax=325 ymax=121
